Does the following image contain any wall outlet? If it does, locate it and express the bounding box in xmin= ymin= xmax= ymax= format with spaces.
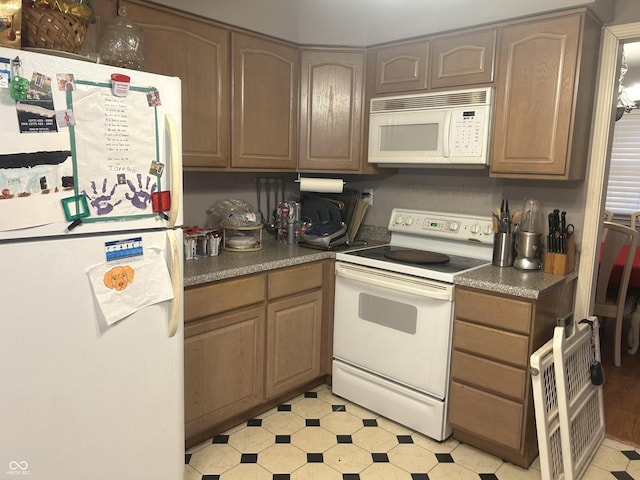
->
xmin=363 ymin=188 xmax=374 ymax=206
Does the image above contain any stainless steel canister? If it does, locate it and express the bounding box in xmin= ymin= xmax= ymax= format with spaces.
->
xmin=492 ymin=232 xmax=515 ymax=267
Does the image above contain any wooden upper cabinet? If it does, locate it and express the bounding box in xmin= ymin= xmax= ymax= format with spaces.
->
xmin=232 ymin=33 xmax=298 ymax=170
xmin=429 ymin=28 xmax=496 ymax=89
xmin=373 ymin=40 xmax=429 ymax=94
xmin=120 ymin=0 xmax=230 ymax=169
xmin=298 ymin=49 xmax=365 ymax=171
xmin=490 ymin=10 xmax=601 ymax=179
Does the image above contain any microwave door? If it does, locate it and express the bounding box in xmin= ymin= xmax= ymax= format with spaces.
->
xmin=369 ymin=110 xmax=446 ymax=163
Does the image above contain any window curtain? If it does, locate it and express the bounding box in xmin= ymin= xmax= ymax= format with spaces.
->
xmin=605 ymin=109 xmax=640 ymax=218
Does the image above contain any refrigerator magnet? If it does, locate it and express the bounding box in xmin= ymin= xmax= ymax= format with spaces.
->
xmin=146 ymin=88 xmax=161 ymax=106
xmin=55 ymin=73 xmax=76 ymax=92
xmin=151 ymin=191 xmax=171 ymax=218
xmin=110 ymin=73 xmax=130 ymax=97
xmin=149 ymin=160 xmax=164 ymax=177
xmin=61 ymin=194 xmax=90 ymax=230
xmin=0 ymin=57 xmax=9 ymax=88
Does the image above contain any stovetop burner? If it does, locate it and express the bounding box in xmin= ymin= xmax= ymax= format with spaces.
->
xmin=341 ymin=244 xmax=488 ymax=278
xmin=383 ymin=249 xmax=450 ymax=265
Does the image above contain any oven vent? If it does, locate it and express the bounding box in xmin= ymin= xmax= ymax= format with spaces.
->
xmin=370 ymin=88 xmax=492 ymax=113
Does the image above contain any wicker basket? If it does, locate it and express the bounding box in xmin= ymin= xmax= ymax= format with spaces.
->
xmin=22 ymin=7 xmax=87 ymax=53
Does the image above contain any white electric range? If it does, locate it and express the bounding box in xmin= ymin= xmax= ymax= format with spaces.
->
xmin=332 ymin=208 xmax=494 ymax=441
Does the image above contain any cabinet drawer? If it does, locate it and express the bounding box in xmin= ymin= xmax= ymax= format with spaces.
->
xmin=449 ymin=381 xmax=523 ymax=451
xmin=453 ymin=320 xmax=529 ymax=367
xmin=185 ymin=274 xmax=266 ymax=322
xmin=269 ymin=262 xmax=323 ymax=300
xmin=451 ymin=350 xmax=526 ymax=401
xmin=455 ymin=288 xmax=532 ymax=334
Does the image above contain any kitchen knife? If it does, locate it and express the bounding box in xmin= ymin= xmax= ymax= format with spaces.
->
xmin=548 ymin=212 xmax=555 ymax=252
xmin=553 ymin=209 xmax=561 ymax=252
xmin=560 ymin=211 xmax=567 ymax=254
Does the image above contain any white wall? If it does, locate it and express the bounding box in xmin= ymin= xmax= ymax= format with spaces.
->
xmin=183 ymin=170 xmax=587 ymax=253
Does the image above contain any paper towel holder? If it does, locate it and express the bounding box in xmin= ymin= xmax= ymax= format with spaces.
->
xmin=295 ymin=173 xmax=345 ymax=184
xmin=295 ymin=173 xmax=347 ymax=192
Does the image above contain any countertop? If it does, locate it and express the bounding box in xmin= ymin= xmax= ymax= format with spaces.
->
xmin=185 ymin=235 xmax=577 ymax=299
xmin=454 ymin=264 xmax=578 ymax=300
xmin=184 ymin=237 xmax=337 ymax=287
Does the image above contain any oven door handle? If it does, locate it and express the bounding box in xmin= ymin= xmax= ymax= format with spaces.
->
xmin=335 ymin=263 xmax=453 ymax=301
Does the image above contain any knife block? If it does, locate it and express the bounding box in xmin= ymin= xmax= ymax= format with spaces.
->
xmin=544 ymin=234 xmax=575 ymax=275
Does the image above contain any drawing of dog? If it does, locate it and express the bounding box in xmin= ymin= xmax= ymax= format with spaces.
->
xmin=103 ymin=265 xmax=135 ymax=291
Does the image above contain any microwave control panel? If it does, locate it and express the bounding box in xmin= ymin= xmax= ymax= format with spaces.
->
xmin=449 ymin=108 xmax=487 ymax=157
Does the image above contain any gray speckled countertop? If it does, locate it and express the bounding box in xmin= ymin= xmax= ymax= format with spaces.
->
xmin=184 ymin=237 xmax=336 ymax=287
xmin=185 ymin=228 xmax=575 ymax=299
xmin=184 ymin=226 xmax=391 ymax=288
xmin=454 ymin=264 xmax=578 ymax=299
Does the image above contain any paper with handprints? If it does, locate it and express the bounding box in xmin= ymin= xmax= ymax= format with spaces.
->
xmin=87 ymin=248 xmax=174 ymax=325
xmin=72 ymin=87 xmax=159 ymax=218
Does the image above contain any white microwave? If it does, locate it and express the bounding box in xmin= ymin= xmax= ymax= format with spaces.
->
xmin=368 ymin=87 xmax=493 ymax=167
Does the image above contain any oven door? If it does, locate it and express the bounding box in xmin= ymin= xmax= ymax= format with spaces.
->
xmin=333 ymin=262 xmax=454 ymax=399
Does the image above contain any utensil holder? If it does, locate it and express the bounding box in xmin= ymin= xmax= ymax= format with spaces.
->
xmin=544 ymin=234 xmax=575 ymax=275
xmin=492 ymin=232 xmax=515 ymax=267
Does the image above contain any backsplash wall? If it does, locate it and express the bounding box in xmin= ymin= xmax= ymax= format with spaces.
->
xmin=183 ymin=169 xmax=588 ymax=249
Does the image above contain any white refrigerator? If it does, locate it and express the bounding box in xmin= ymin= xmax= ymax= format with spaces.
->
xmin=0 ymin=47 xmax=184 ymax=480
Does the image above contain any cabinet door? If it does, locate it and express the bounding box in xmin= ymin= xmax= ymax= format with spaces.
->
xmin=184 ymin=306 xmax=265 ymax=440
xmin=121 ymin=0 xmax=230 ymax=168
xmin=232 ymin=33 xmax=298 ymax=169
xmin=373 ymin=40 xmax=429 ymax=94
xmin=299 ymin=50 xmax=364 ymax=171
xmin=429 ymin=28 xmax=496 ymax=89
xmin=266 ymin=290 xmax=322 ymax=399
xmin=490 ymin=14 xmax=581 ymax=177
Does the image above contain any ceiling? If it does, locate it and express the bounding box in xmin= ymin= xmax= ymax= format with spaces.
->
xmin=152 ymin=0 xmax=613 ymax=46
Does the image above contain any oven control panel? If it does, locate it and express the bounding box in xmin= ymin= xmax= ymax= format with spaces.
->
xmin=388 ymin=208 xmax=494 ymax=244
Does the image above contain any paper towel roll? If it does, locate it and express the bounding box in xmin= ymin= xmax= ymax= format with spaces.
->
xmin=299 ymin=177 xmax=344 ymax=193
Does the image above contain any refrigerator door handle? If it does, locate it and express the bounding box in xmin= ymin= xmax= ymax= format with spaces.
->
xmin=165 ymin=113 xmax=181 ymax=229
xmin=167 ymin=229 xmax=181 ymax=338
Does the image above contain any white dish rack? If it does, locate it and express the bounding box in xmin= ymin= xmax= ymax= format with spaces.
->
xmin=530 ymin=316 xmax=605 ymax=480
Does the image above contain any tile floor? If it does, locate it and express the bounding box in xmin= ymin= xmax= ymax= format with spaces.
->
xmin=185 ymin=384 xmax=640 ymax=480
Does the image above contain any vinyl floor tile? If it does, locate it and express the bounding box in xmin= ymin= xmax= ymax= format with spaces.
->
xmin=185 ymin=384 xmax=640 ymax=480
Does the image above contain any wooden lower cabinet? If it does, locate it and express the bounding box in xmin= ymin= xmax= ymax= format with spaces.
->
xmin=266 ymin=290 xmax=322 ymax=398
xmin=184 ymin=306 xmax=265 ymax=440
xmin=183 ymin=260 xmax=333 ymax=446
xmin=449 ymin=282 xmax=575 ymax=467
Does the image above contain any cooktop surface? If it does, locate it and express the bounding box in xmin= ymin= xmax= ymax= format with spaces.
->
xmin=340 ymin=245 xmax=489 ymax=276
